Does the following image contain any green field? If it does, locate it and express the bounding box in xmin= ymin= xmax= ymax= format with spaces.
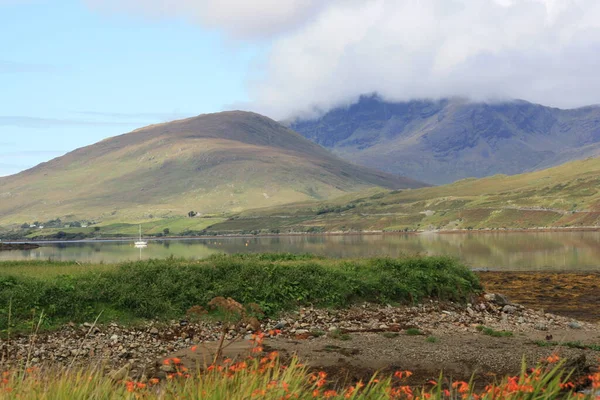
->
xmin=201 ymin=157 xmax=600 ymax=234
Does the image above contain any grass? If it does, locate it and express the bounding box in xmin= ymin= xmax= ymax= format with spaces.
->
xmin=0 ymin=351 xmax=594 ymax=399
xmin=198 ymin=157 xmax=600 ymax=234
xmin=534 ymin=340 xmax=600 ymax=351
xmin=0 ymin=260 xmax=116 ymax=279
xmin=476 ymin=325 xmax=514 ymax=337
xmin=0 ymin=254 xmax=481 ymax=333
xmin=382 ymin=332 xmax=399 ymax=339
xmin=405 ymin=328 xmax=423 ymax=336
xmin=425 ymin=336 xmax=438 ymax=343
xmin=328 ymin=329 xmax=351 ymax=341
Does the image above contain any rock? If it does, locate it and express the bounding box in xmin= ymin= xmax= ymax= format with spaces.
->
xmin=274 ymin=322 xmax=286 ymax=330
xmin=534 ymin=323 xmax=548 ymax=331
xmin=502 ymin=305 xmax=517 ymax=314
xmin=484 ymin=293 xmax=510 ymax=306
xmin=379 ymin=324 xmax=389 ymax=330
xmin=110 ymin=334 xmax=119 ymax=342
xmin=328 ymin=326 xmax=338 ymax=332
xmin=149 ymin=328 xmax=159 ymax=335
xmin=568 ymin=321 xmax=582 ymax=330
xmin=295 ymin=329 xmax=309 ymax=335
xmin=466 ymin=307 xmax=475 ymax=317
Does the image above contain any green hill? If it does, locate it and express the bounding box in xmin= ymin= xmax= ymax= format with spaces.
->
xmin=206 ymin=157 xmax=600 ymax=233
xmin=0 ymin=111 xmax=424 ymax=226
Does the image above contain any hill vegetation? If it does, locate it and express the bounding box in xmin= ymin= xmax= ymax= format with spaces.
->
xmin=0 ymin=111 xmax=422 ymax=227
xmin=290 ymin=95 xmax=600 ymax=184
xmin=204 ymin=157 xmax=600 ymax=233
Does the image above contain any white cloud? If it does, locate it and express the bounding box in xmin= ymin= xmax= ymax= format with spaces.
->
xmin=85 ymin=0 xmax=600 ymax=118
xmin=85 ymin=0 xmax=335 ymax=38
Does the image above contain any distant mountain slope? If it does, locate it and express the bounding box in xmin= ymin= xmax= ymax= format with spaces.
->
xmin=0 ymin=111 xmax=424 ymax=225
xmin=205 ymin=156 xmax=600 ymax=234
xmin=289 ymin=96 xmax=600 ymax=184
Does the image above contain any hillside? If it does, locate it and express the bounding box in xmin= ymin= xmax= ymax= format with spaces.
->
xmin=0 ymin=111 xmax=423 ymax=226
xmin=205 ymin=157 xmax=600 ymax=234
xmin=289 ymin=96 xmax=600 ymax=184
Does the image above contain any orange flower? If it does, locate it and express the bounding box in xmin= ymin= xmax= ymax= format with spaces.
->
xmin=191 ymin=345 xmax=198 ymax=352
xmin=171 ymin=357 xmax=182 ymax=365
xmin=323 ymin=390 xmax=338 ymax=398
xmin=149 ymin=378 xmax=159 ymax=385
xmin=546 ymin=354 xmax=560 ymax=364
xmin=224 ymin=358 xmax=232 ymax=364
xmin=312 ymin=389 xmax=320 ymax=397
xmin=162 ymin=359 xmax=170 ymax=365
xmin=136 ymin=382 xmax=146 ymax=389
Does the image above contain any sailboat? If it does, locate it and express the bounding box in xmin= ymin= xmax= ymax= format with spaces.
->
xmin=134 ymin=225 xmax=148 ymax=248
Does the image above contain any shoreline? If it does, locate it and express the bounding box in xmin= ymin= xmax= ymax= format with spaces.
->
xmin=4 ymin=225 xmax=600 ymax=244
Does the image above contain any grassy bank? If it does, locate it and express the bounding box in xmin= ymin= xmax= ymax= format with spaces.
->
xmin=0 ymin=254 xmax=480 ymax=332
xmin=0 ymin=351 xmax=592 ymax=399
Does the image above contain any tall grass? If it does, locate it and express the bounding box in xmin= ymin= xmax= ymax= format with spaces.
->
xmin=0 ymin=254 xmax=481 ymax=331
xmin=0 ymin=352 xmax=593 ymax=399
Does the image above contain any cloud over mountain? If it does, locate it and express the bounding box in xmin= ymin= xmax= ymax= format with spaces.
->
xmin=86 ymin=0 xmax=600 ymax=119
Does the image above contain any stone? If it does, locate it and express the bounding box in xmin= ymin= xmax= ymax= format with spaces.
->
xmin=484 ymin=293 xmax=510 ymax=306
xmin=149 ymin=328 xmax=159 ymax=335
xmin=110 ymin=334 xmax=119 ymax=342
xmin=502 ymin=305 xmax=517 ymax=314
xmin=534 ymin=323 xmax=548 ymax=331
xmin=466 ymin=307 xmax=475 ymax=317
xmin=568 ymin=321 xmax=582 ymax=330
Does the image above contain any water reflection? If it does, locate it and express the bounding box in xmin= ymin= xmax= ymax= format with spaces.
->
xmin=1 ymin=231 xmax=599 ymax=271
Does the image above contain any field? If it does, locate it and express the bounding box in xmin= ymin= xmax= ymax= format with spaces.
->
xmin=200 ymin=157 xmax=600 ymax=234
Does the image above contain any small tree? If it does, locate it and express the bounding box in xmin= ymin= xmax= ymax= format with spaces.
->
xmin=163 ymin=228 xmax=170 ymax=235
xmin=188 ymin=211 xmax=197 ymax=218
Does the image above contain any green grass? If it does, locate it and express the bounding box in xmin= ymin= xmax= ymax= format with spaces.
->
xmin=0 ymin=353 xmax=591 ymax=399
xmin=425 ymin=335 xmax=438 ymax=343
xmin=405 ymin=328 xmax=423 ymax=336
xmin=0 ymin=254 xmax=481 ymax=333
xmin=533 ymin=340 xmax=600 ymax=351
xmin=476 ymin=325 xmax=514 ymax=337
xmin=0 ymin=260 xmax=116 ymax=279
xmin=328 ymin=328 xmax=351 ymax=341
xmin=201 ymin=157 xmax=600 ymax=234
xmin=381 ymin=332 xmax=399 ymax=339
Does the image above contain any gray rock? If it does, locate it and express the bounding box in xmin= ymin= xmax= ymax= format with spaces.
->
xmin=484 ymin=293 xmax=510 ymax=306
xmin=502 ymin=305 xmax=517 ymax=314
xmin=568 ymin=321 xmax=582 ymax=330
xmin=534 ymin=323 xmax=548 ymax=331
xmin=110 ymin=334 xmax=119 ymax=342
xmin=466 ymin=307 xmax=475 ymax=317
xmin=149 ymin=328 xmax=159 ymax=335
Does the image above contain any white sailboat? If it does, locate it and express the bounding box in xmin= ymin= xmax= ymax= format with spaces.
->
xmin=134 ymin=225 xmax=147 ymax=248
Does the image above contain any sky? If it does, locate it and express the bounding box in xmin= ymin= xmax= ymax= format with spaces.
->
xmin=2 ymin=0 xmax=600 ymax=176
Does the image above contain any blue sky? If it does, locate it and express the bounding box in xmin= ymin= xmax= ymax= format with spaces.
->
xmin=2 ymin=0 xmax=600 ymax=176
xmin=0 ymin=0 xmax=261 ymax=176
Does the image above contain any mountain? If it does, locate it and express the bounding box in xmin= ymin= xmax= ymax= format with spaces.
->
xmin=0 ymin=111 xmax=424 ymax=225
xmin=289 ymin=96 xmax=600 ymax=184
xmin=205 ymin=156 xmax=600 ymax=234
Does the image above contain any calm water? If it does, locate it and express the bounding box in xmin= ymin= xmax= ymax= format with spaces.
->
xmin=2 ymin=231 xmax=600 ymax=271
